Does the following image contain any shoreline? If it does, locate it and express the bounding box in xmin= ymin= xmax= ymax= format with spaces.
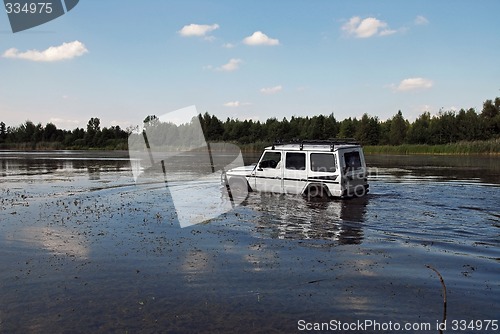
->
xmin=1 ymin=139 xmax=499 ymax=156
xmin=363 ymin=140 xmax=500 ymax=155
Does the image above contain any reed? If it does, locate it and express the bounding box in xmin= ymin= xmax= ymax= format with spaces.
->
xmin=364 ymin=139 xmax=500 ymax=155
xmin=2 ymin=138 xmax=499 ymax=155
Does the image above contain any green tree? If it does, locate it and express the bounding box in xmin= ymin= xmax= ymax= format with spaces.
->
xmin=338 ymin=118 xmax=357 ymax=138
xmin=407 ymin=112 xmax=431 ymax=144
xmin=378 ymin=119 xmax=391 ymax=145
xmin=0 ymin=122 xmax=6 ymax=143
xmin=324 ymin=113 xmax=339 ymax=139
xmin=481 ymin=99 xmax=498 ymax=119
xmin=431 ymin=110 xmax=459 ymax=144
xmin=143 ymin=115 xmax=159 ymax=127
xmin=456 ymin=108 xmax=482 ymax=141
xmin=308 ymin=115 xmax=325 ymax=139
xmin=356 ymin=114 xmax=380 ymax=145
xmin=33 ymin=123 xmax=43 ymax=143
xmin=85 ymin=117 xmax=101 ymax=145
xmin=287 ymin=116 xmax=301 ymax=139
xmin=43 ymin=123 xmax=57 ymax=141
xmin=480 ymin=99 xmax=500 ymax=136
xmin=18 ymin=121 xmax=36 ymax=142
xmin=389 ymin=110 xmax=407 ymax=145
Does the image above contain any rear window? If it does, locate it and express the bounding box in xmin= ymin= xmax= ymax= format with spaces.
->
xmin=344 ymin=151 xmax=362 ymax=169
xmin=310 ymin=153 xmax=336 ymax=172
xmin=286 ymin=152 xmax=306 ymax=170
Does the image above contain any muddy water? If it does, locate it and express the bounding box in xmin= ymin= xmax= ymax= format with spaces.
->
xmin=0 ymin=151 xmax=498 ymax=333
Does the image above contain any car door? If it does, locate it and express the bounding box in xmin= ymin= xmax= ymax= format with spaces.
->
xmin=282 ymin=152 xmax=307 ymax=194
xmin=251 ymin=151 xmax=283 ymax=193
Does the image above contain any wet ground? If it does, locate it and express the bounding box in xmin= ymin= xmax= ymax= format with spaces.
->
xmin=0 ymin=151 xmax=499 ymax=333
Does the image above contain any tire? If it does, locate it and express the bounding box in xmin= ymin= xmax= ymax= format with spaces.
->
xmin=304 ymin=183 xmax=329 ymax=199
xmin=228 ymin=178 xmax=249 ymax=199
xmin=353 ymin=184 xmax=367 ymax=197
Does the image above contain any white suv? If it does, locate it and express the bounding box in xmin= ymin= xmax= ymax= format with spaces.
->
xmin=223 ymin=139 xmax=369 ymax=198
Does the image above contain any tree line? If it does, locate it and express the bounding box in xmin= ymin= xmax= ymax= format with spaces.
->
xmin=198 ymin=97 xmax=499 ymax=146
xmin=1 ymin=97 xmax=499 ymax=150
xmin=0 ymin=117 xmax=129 ymax=150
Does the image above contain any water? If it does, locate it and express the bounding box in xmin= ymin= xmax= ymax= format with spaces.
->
xmin=0 ymin=151 xmax=498 ymax=333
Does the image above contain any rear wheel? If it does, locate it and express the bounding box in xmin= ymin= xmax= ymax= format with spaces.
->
xmin=353 ymin=184 xmax=367 ymax=197
xmin=304 ymin=183 xmax=329 ymax=199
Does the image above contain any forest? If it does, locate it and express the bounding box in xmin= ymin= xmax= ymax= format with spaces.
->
xmin=1 ymin=97 xmax=499 ymax=153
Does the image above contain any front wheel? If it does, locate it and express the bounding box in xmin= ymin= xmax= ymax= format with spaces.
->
xmin=228 ymin=178 xmax=249 ymax=199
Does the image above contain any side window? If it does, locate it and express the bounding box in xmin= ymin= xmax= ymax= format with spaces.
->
xmin=286 ymin=152 xmax=306 ymax=170
xmin=344 ymin=151 xmax=362 ymax=169
xmin=259 ymin=151 xmax=281 ymax=169
xmin=310 ymin=153 xmax=336 ymax=172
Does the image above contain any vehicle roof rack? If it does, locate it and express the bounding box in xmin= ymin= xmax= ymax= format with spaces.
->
xmin=271 ymin=138 xmax=359 ymax=151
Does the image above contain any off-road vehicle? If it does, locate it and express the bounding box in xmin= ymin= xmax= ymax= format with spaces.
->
xmin=223 ymin=139 xmax=369 ymax=198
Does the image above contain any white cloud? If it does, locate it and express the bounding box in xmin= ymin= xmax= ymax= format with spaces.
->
xmin=243 ymin=31 xmax=280 ymax=46
xmin=109 ymin=120 xmax=136 ymax=129
xmin=379 ymin=28 xmax=398 ymax=36
xmin=224 ymin=101 xmax=240 ymax=107
xmin=415 ymin=104 xmax=433 ymax=114
xmin=203 ymin=35 xmax=216 ymax=42
xmin=260 ymin=85 xmax=283 ymax=95
xmin=216 ymin=58 xmax=242 ymax=72
xmin=223 ymin=101 xmax=251 ymax=107
xmin=222 ymin=43 xmax=236 ymax=49
xmin=341 ymin=16 xmax=396 ymax=38
xmin=178 ymin=23 xmax=219 ymax=37
xmin=2 ymin=41 xmax=88 ymax=62
xmin=49 ymin=118 xmax=82 ymax=129
xmin=394 ymin=77 xmax=433 ymax=91
xmin=414 ymin=15 xmax=430 ymax=25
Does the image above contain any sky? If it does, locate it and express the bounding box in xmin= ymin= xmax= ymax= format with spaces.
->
xmin=1 ymin=0 xmax=499 ymax=130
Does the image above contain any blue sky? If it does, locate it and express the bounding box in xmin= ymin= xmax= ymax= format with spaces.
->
xmin=1 ymin=0 xmax=499 ymax=130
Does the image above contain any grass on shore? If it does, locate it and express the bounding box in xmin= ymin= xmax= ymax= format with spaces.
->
xmin=364 ymin=139 xmax=500 ymax=155
xmin=1 ymin=139 xmax=499 ymax=155
xmin=238 ymin=139 xmax=500 ymax=155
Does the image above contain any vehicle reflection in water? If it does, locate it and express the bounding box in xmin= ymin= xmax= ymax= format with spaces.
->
xmin=243 ymin=193 xmax=368 ymax=244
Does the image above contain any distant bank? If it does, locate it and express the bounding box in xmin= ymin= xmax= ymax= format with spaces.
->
xmin=238 ymin=139 xmax=500 ymax=155
xmin=363 ymin=139 xmax=500 ymax=155
xmin=0 ymin=138 xmax=499 ymax=155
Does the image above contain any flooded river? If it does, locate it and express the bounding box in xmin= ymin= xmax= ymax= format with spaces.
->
xmin=0 ymin=151 xmax=498 ymax=333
